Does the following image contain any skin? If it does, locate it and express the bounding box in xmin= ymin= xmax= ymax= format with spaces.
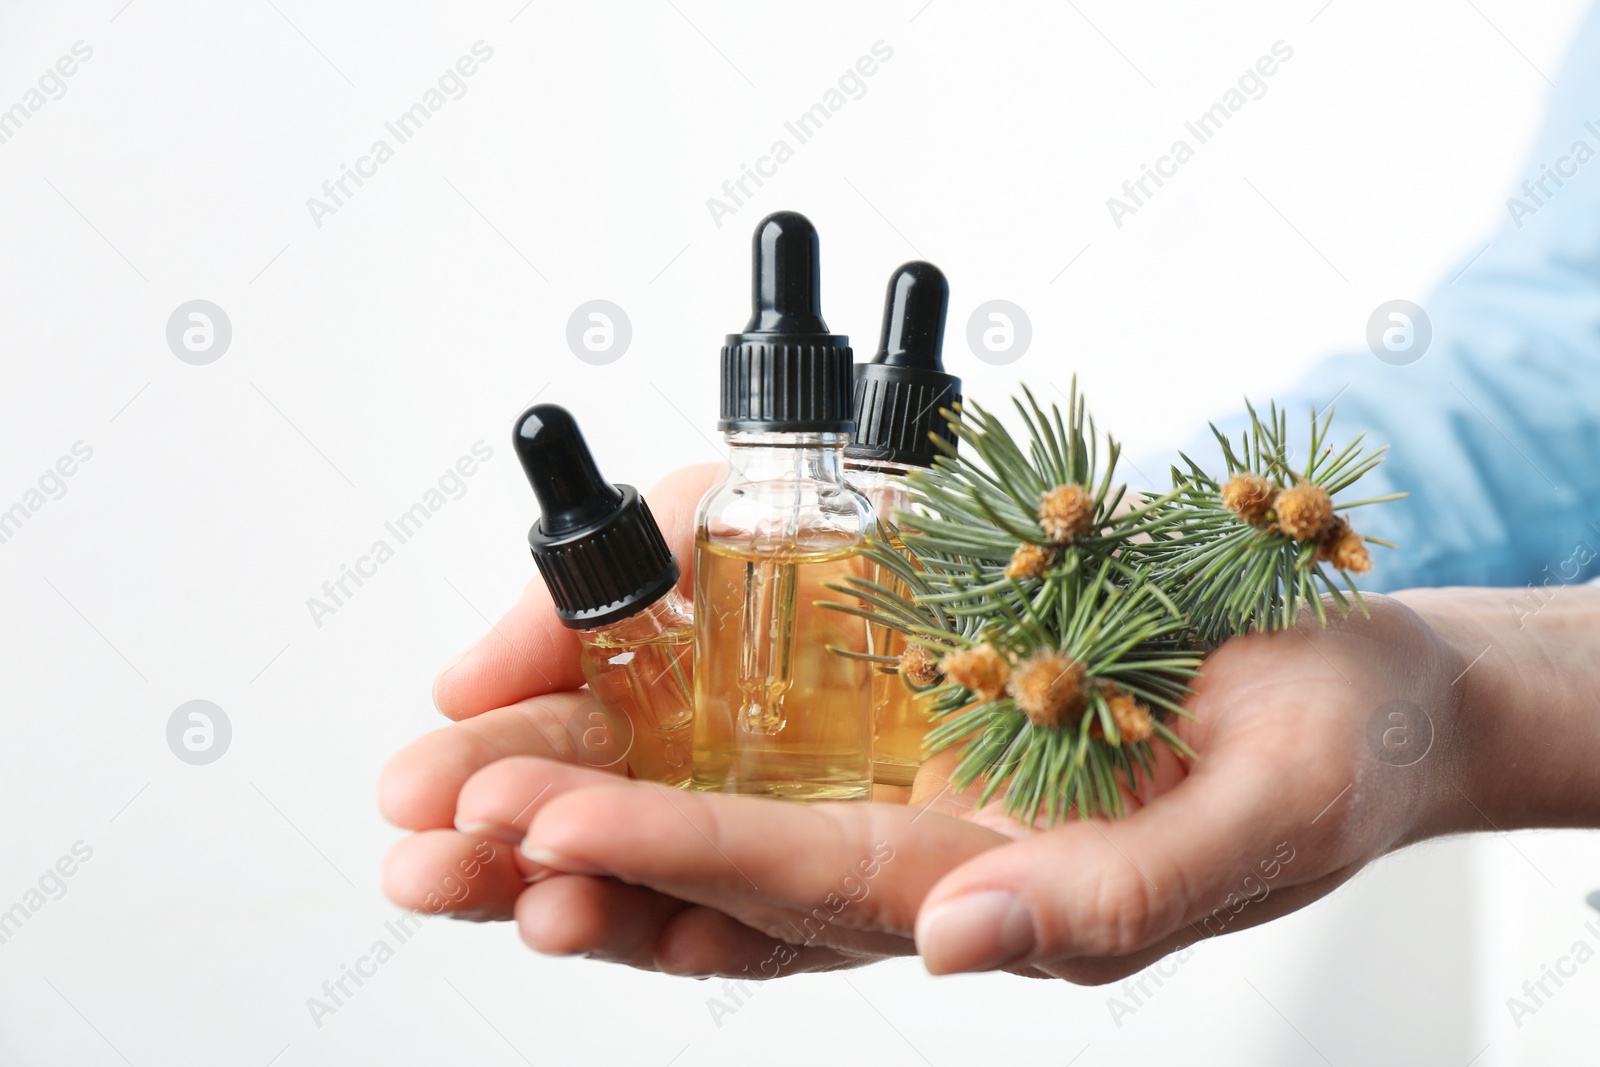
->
xmin=379 ymin=464 xmax=1600 ymax=981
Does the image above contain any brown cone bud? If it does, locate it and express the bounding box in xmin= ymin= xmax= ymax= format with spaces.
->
xmin=1007 ymin=650 xmax=1088 ymax=729
xmin=1274 ymin=481 xmax=1335 ymax=541
xmin=899 ymin=644 xmax=942 ymax=688
xmin=1316 ymin=516 xmax=1373 ymax=574
xmin=1220 ymin=472 xmax=1276 ymax=527
xmin=1038 ymin=483 xmax=1096 ymax=544
xmin=1005 ymin=541 xmax=1056 ymax=580
xmin=939 ymin=644 xmax=1010 ymax=702
xmin=1104 ymin=686 xmax=1155 ymax=743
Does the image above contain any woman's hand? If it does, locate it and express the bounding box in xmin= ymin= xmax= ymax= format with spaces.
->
xmin=442 ymin=591 xmax=1488 ymax=980
xmin=379 ymin=456 xmax=1600 ymax=980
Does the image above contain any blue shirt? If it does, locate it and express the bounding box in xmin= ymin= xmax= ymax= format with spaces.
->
xmin=1189 ymin=4 xmax=1600 ymax=593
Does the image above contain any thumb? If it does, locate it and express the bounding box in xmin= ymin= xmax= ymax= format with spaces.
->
xmin=913 ymin=748 xmax=1323 ymax=975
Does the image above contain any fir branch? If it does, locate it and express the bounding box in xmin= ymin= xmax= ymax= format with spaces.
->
xmin=820 ymin=381 xmax=1399 ymax=824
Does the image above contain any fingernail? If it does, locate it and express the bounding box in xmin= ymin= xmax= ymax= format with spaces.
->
xmin=455 ymin=820 xmax=526 ymax=845
xmin=520 ymin=843 xmax=606 ymax=875
xmin=917 ymin=890 xmax=1036 ymax=975
xmin=522 ymin=866 xmax=554 ymax=884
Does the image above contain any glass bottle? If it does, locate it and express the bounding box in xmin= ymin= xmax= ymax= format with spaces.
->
xmin=690 ymin=211 xmax=876 ymax=800
xmin=514 ymin=403 xmax=693 ymax=786
xmin=843 ymin=260 xmax=962 ymax=787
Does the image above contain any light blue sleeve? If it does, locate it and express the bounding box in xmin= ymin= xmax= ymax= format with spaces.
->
xmin=1176 ymin=3 xmax=1600 ymax=593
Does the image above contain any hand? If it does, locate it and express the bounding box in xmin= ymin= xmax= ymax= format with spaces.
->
xmin=445 ymin=591 xmax=1480 ymax=980
xmin=381 ymin=451 xmax=1600 ymax=981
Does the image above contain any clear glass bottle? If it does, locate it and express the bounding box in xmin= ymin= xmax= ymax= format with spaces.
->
xmin=690 ymin=211 xmax=876 ymax=800
xmin=843 ymin=260 xmax=961 ymax=787
xmin=515 ymin=403 xmax=693 ymax=787
xmin=575 ymin=590 xmax=694 ymax=785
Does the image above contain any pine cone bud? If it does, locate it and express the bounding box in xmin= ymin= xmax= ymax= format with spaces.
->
xmin=1220 ymin=472 xmax=1276 ymax=527
xmin=1274 ymin=480 xmax=1334 ymax=541
xmin=939 ymin=644 xmax=1010 ymax=701
xmin=1007 ymin=650 xmax=1088 ymax=729
xmin=1104 ymin=685 xmax=1155 ymax=743
xmin=1316 ymin=516 xmax=1373 ymax=574
xmin=1005 ymin=541 xmax=1056 ymax=580
xmin=898 ymin=644 xmax=942 ymax=688
xmin=1038 ymin=483 xmax=1096 ymax=544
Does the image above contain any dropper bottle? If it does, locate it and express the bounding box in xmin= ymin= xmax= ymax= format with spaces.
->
xmin=690 ymin=210 xmax=876 ymax=800
xmin=515 ymin=403 xmax=693 ymax=787
xmin=844 ymin=261 xmax=962 ymax=787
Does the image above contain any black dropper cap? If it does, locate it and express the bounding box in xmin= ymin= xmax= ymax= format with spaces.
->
xmin=514 ymin=404 xmax=679 ymax=629
xmin=845 ymin=261 xmax=962 ymax=469
xmin=719 ymin=211 xmax=855 ymax=433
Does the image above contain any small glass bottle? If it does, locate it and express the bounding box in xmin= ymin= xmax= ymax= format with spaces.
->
xmin=514 ymin=403 xmax=693 ymax=786
xmin=690 ymin=211 xmax=877 ymax=800
xmin=843 ymin=261 xmax=962 ymax=787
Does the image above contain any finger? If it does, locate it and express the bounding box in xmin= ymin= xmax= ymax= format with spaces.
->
xmin=381 ymin=830 xmax=527 ymax=921
xmin=907 ymin=749 xmax=1032 ymax=835
xmin=433 ymin=463 xmax=722 ymax=720
xmin=513 ymin=875 xmax=869 ymax=978
xmin=378 ymin=694 xmax=601 ymax=830
xmin=517 ymin=773 xmax=1011 ymax=940
xmin=914 ymin=734 xmax=1330 ymax=974
xmin=1031 ymin=865 xmax=1362 ymax=985
xmin=431 ymin=578 xmax=583 ymax=721
xmin=515 ymin=874 xmax=690 ymax=968
xmin=654 ymin=904 xmax=874 ymax=978
xmin=454 ymin=755 xmax=633 ymax=840
xmin=460 ymin=760 xmax=926 ymax=959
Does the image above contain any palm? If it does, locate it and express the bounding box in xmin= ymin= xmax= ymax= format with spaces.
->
xmin=380 ymin=462 xmax=1459 ymax=979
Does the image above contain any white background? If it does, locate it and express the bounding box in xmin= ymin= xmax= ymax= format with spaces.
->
xmin=1 ymin=0 xmax=1597 ymax=1064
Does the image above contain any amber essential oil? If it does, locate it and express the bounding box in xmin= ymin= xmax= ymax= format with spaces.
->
xmin=845 ymin=464 xmax=935 ymax=787
xmin=843 ymin=259 xmax=962 ymax=786
xmin=692 ymin=533 xmax=871 ymax=798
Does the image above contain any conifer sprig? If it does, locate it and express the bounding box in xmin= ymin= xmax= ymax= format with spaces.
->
xmin=823 ymin=381 xmax=1400 ymax=824
xmin=1128 ymin=402 xmax=1406 ymax=646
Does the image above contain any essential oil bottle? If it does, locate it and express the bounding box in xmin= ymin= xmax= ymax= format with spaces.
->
xmin=843 ymin=261 xmax=962 ymax=787
xmin=690 ymin=210 xmax=876 ymax=800
xmin=514 ymin=403 xmax=693 ymax=787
